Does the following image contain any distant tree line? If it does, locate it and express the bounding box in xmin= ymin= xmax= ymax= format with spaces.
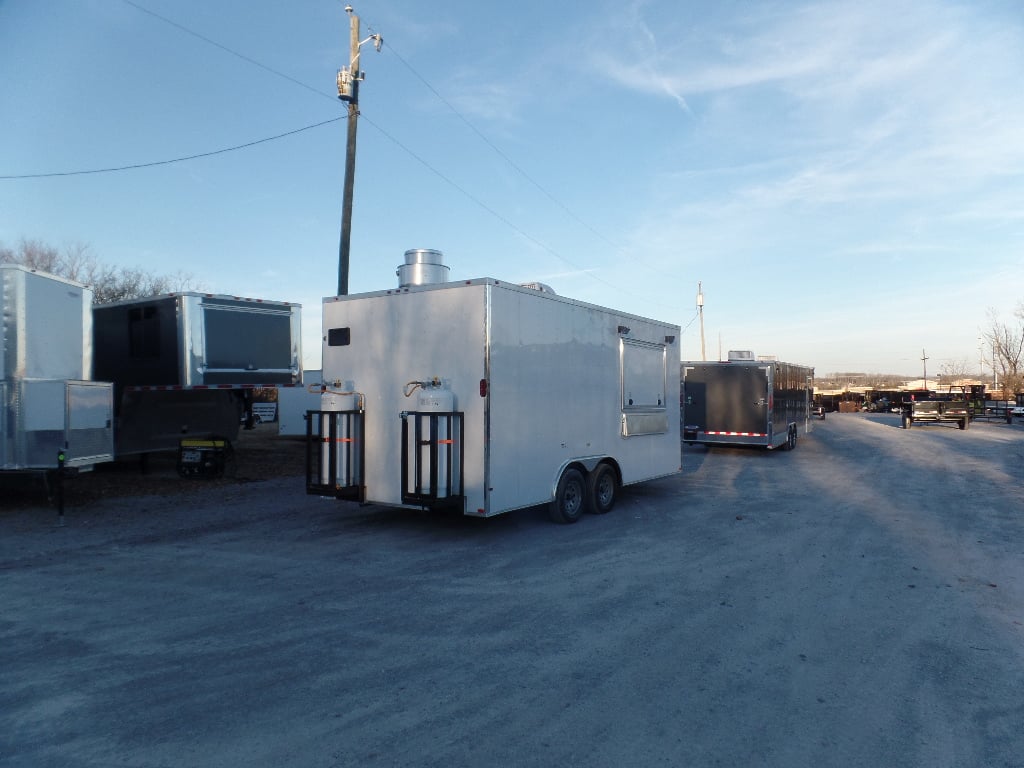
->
xmin=0 ymin=238 xmax=200 ymax=304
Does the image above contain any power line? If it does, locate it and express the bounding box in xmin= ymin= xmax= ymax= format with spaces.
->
xmin=93 ymin=5 xmax=631 ymax=293
xmin=122 ymin=0 xmax=337 ymax=104
xmin=378 ymin=36 xmax=625 ymax=254
xmin=13 ymin=4 xmax=676 ymax=311
xmin=371 ymin=29 xmax=681 ymax=289
xmin=356 ymin=111 xmax=621 ymax=290
xmin=0 ymin=117 xmax=345 ymax=179
xmin=123 ymin=1 xmax=624 ymax=268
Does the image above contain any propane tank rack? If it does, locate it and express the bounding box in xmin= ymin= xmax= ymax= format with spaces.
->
xmin=306 ymin=408 xmax=365 ymax=501
xmin=399 ymin=410 xmax=464 ymax=512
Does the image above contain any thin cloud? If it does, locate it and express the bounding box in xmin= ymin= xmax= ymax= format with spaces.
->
xmin=588 ymin=0 xmax=1024 ymax=216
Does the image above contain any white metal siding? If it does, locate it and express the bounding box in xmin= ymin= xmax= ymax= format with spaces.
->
xmin=321 ymin=280 xmax=681 ymax=516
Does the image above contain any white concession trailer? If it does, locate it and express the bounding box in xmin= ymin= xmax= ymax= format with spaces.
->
xmin=308 ymin=251 xmax=681 ymax=523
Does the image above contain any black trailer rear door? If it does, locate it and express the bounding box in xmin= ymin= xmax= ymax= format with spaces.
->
xmin=692 ymin=364 xmax=769 ymax=436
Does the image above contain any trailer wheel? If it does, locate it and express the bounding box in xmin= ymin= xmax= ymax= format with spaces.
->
xmin=586 ymin=463 xmax=617 ymax=515
xmin=786 ymin=428 xmax=797 ymax=450
xmin=549 ymin=467 xmax=585 ymax=524
xmin=902 ymin=415 xmax=912 ymax=429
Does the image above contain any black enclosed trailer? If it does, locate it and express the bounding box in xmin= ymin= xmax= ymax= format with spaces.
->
xmin=93 ymin=292 xmax=302 ymax=457
xmin=682 ymin=353 xmax=814 ymax=450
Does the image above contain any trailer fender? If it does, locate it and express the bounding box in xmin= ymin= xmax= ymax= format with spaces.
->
xmin=549 ymin=456 xmax=604 ymax=500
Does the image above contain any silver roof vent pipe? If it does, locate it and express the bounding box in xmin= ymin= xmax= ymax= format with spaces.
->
xmin=397 ymin=249 xmax=449 ymax=288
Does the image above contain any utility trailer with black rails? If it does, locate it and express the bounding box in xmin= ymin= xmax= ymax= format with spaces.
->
xmin=901 ymin=386 xmax=970 ymax=430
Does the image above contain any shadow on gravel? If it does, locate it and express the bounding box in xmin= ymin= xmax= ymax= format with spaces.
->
xmin=315 ymin=498 xmax=553 ymax=539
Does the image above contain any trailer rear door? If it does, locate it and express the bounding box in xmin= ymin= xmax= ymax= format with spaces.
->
xmin=685 ymin=364 xmax=769 ymax=441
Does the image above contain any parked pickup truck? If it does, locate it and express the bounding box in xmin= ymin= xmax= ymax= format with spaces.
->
xmin=901 ymin=387 xmax=970 ymax=430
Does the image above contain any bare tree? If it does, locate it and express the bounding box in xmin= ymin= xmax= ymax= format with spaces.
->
xmin=938 ymin=358 xmax=973 ymax=386
xmin=0 ymin=238 xmax=65 ymax=273
xmin=983 ymin=305 xmax=1024 ymax=397
xmin=1 ymin=238 xmax=201 ymax=304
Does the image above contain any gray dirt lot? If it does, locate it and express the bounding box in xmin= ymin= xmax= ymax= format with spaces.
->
xmin=2 ymin=414 xmax=1023 ymax=767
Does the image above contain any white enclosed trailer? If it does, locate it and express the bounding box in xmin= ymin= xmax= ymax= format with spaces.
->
xmin=0 ymin=265 xmax=114 ymax=473
xmin=309 ymin=264 xmax=681 ymax=523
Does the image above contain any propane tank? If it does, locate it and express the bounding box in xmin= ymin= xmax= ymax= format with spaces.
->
xmin=319 ymin=381 xmax=360 ymax=489
xmin=414 ymin=379 xmax=455 ymax=497
xmin=417 ymin=380 xmax=455 ymax=412
xmin=321 ymin=389 xmax=357 ymax=413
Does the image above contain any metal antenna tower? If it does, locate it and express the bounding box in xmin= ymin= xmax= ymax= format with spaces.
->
xmin=697 ymin=282 xmax=706 ymax=361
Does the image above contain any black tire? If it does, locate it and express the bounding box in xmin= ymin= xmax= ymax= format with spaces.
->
xmin=786 ymin=428 xmax=797 ymax=450
xmin=958 ymin=417 xmax=968 ymax=430
xmin=902 ymin=415 xmax=912 ymax=429
xmin=586 ymin=463 xmax=617 ymax=515
xmin=549 ymin=467 xmax=585 ymax=524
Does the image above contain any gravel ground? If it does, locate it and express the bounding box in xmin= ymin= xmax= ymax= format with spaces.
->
xmin=0 ymin=422 xmax=306 ymax=511
xmin=1 ymin=414 xmax=1023 ymax=767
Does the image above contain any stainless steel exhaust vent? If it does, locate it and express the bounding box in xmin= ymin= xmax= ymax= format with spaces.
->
xmin=396 ymin=249 xmax=449 ymax=288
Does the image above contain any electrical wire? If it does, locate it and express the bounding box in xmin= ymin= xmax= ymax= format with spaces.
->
xmin=679 ymin=310 xmax=700 ymax=335
xmin=122 ymin=0 xmax=336 ymax=104
xmin=0 ymin=117 xmax=345 ymax=179
xmin=124 ymin=0 xmax=648 ymax=291
xmin=367 ymin=28 xmax=681 ymax=294
xmin=378 ymin=37 xmax=625 ymax=255
xmin=9 ymin=2 xmax=686 ymax=319
xmin=355 ymin=110 xmax=620 ymax=291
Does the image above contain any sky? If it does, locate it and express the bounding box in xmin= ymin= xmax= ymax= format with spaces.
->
xmin=1 ymin=0 xmax=1022 ymax=379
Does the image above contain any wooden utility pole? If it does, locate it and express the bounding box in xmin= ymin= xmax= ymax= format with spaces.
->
xmin=336 ymin=6 xmax=381 ymax=296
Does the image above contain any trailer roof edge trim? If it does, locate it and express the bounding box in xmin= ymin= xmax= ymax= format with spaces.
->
xmin=322 ymin=277 xmax=679 ymax=331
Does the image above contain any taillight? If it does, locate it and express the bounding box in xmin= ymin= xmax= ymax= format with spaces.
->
xmin=479 ymin=378 xmax=488 ymax=397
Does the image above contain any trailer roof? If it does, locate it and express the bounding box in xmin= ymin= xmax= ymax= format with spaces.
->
xmin=682 ymin=359 xmax=815 ymax=371
xmin=323 ymin=277 xmax=680 ymax=331
xmin=0 ymin=263 xmax=89 ymax=290
xmin=94 ymin=291 xmax=301 ymax=308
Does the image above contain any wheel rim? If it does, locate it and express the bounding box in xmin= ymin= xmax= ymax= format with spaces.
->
xmin=597 ymin=474 xmax=614 ymax=506
xmin=564 ymin=480 xmax=583 ymax=515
